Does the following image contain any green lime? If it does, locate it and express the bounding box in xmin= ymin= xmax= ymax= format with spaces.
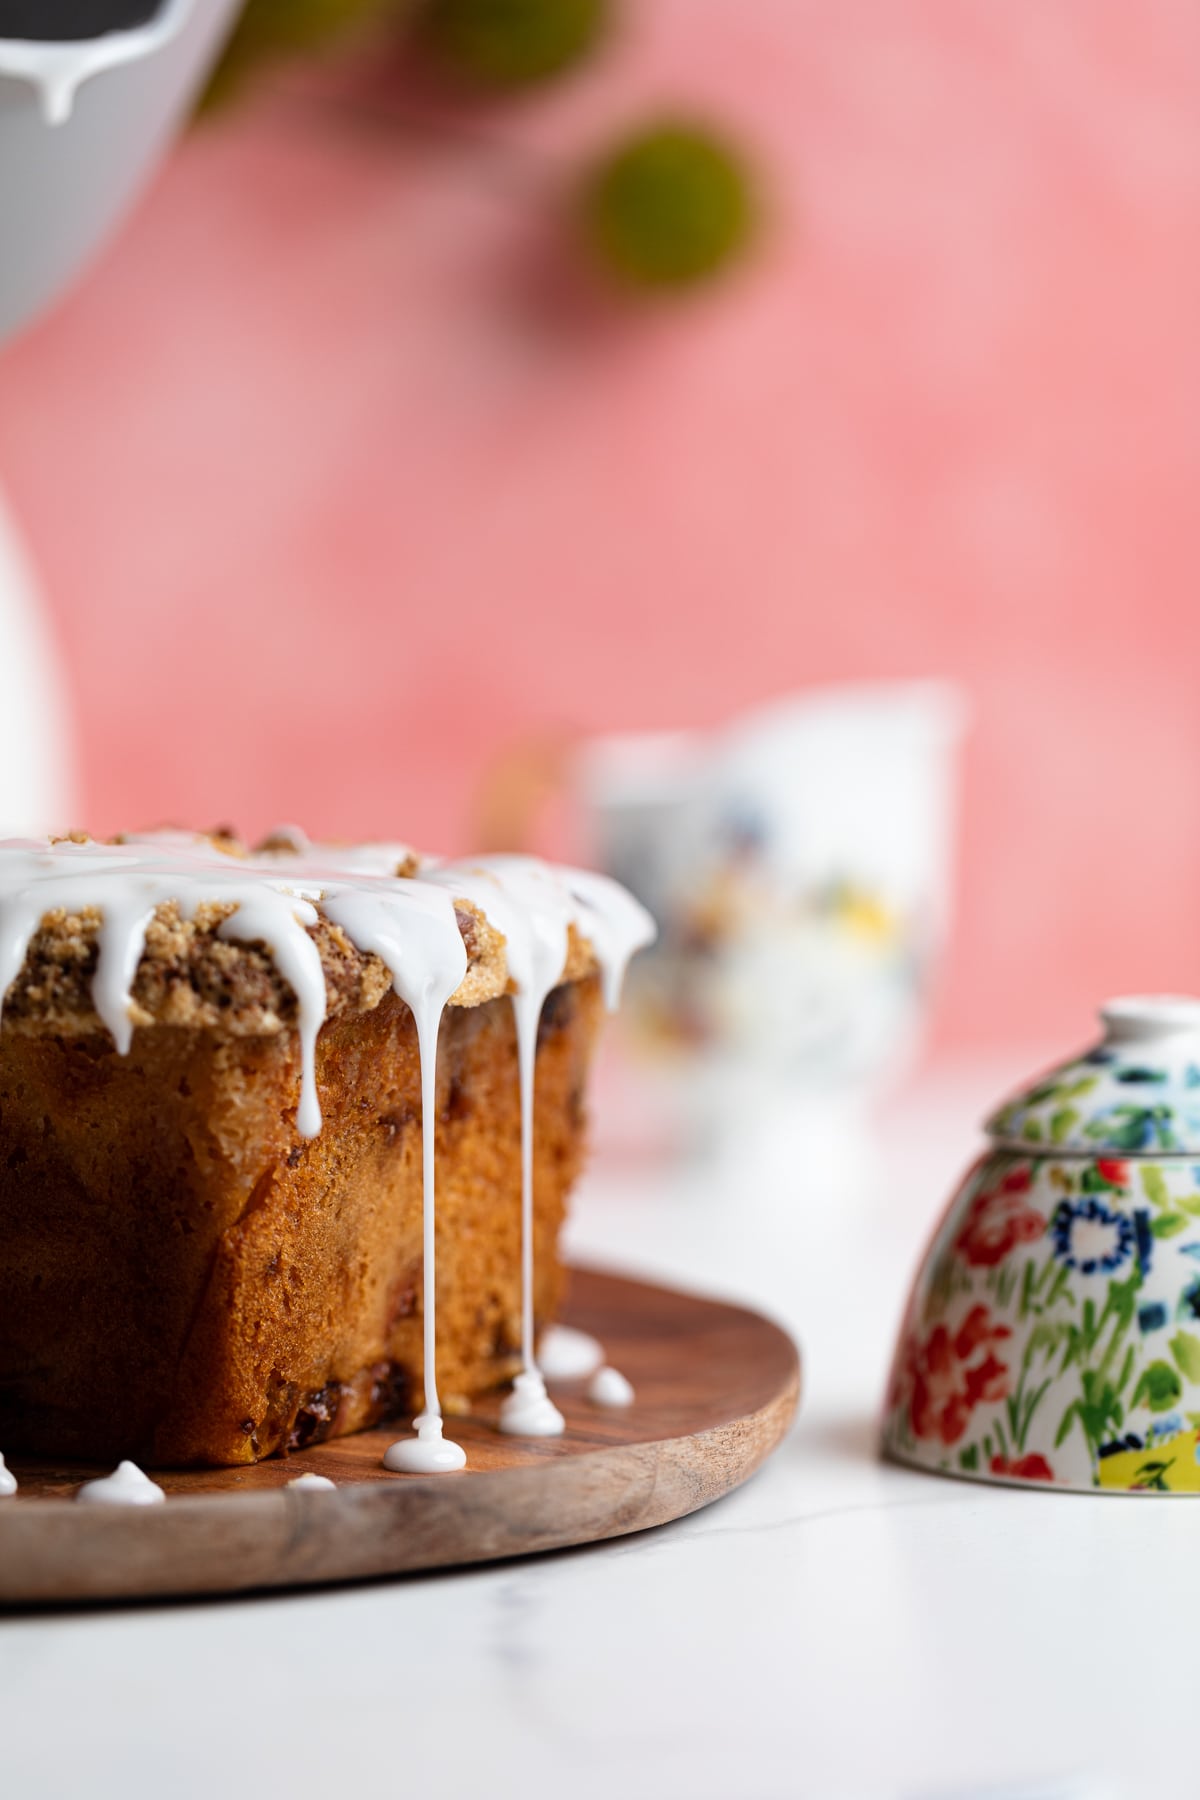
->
xmin=201 ymin=0 xmax=402 ymax=111
xmin=422 ymin=0 xmax=608 ymax=90
xmin=580 ymin=119 xmax=757 ymax=290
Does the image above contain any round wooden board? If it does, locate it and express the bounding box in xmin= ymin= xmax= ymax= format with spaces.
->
xmin=0 ymin=1267 xmax=800 ymax=1606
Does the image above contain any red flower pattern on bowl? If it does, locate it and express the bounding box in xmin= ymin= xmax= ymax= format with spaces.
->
xmin=990 ymin=1452 xmax=1055 ymax=1482
xmin=900 ymin=1305 xmax=1012 ymax=1446
xmin=954 ymin=1164 xmax=1044 ymax=1268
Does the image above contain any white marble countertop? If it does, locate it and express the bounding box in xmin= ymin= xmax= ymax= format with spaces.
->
xmin=0 ymin=1052 xmax=1163 ymax=1800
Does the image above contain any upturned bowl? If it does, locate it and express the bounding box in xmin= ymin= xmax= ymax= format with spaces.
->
xmin=884 ymin=997 xmax=1200 ymax=1494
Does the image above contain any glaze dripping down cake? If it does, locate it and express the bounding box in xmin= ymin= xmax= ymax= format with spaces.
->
xmin=0 ymin=831 xmax=654 ymax=1467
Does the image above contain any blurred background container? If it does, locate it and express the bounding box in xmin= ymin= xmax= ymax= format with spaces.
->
xmin=482 ymin=683 xmax=966 ymax=1149
xmin=0 ymin=0 xmax=1197 ymax=1066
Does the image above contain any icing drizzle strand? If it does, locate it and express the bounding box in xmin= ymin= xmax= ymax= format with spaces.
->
xmin=0 ymin=832 xmax=655 ymax=1474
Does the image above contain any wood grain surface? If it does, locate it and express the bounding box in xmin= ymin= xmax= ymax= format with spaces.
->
xmin=0 ymin=1267 xmax=800 ymax=1605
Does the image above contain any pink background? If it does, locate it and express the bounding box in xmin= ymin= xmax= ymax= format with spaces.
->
xmin=0 ymin=0 xmax=1198 ymax=1049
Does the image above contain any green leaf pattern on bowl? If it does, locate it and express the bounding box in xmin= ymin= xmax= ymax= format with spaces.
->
xmin=988 ymin=1052 xmax=1200 ymax=1156
xmin=883 ymin=1150 xmax=1200 ymax=1491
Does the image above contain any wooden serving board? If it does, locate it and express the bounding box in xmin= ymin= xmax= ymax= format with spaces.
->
xmin=0 ymin=1268 xmax=799 ymax=1605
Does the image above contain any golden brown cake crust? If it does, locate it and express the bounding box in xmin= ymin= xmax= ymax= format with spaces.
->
xmin=0 ymin=973 xmax=603 ymax=1466
xmin=1 ymin=832 xmax=597 ymax=1041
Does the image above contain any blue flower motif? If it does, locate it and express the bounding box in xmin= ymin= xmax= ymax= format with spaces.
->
xmin=1050 ymin=1197 xmax=1135 ymax=1275
xmin=1148 ymin=1413 xmax=1185 ymax=1446
xmin=1139 ymin=1301 xmax=1168 ymax=1333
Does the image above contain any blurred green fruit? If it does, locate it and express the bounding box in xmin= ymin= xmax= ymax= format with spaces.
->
xmin=202 ymin=0 xmax=405 ymax=111
xmin=580 ymin=120 xmax=756 ymax=290
xmin=421 ymin=0 xmax=609 ymax=90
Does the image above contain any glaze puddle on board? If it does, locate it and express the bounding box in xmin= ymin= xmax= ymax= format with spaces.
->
xmin=75 ymin=1460 xmax=165 ymax=1506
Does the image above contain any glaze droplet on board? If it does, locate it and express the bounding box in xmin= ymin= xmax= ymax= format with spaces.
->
xmin=0 ymin=1451 xmax=16 ymax=1497
xmin=499 ymin=1369 xmax=565 ymax=1437
xmin=589 ymin=1366 xmax=635 ymax=1408
xmin=285 ymin=1472 xmax=336 ymax=1491
xmin=538 ymin=1324 xmax=605 ymax=1381
xmin=384 ymin=1414 xmax=467 ymax=1474
xmin=75 ymin=1461 xmax=165 ymax=1506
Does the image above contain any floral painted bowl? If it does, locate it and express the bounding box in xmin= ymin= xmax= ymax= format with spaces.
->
xmin=883 ymin=997 xmax=1200 ymax=1493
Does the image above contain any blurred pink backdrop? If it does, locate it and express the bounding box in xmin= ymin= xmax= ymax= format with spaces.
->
xmin=0 ymin=0 xmax=1198 ymax=1050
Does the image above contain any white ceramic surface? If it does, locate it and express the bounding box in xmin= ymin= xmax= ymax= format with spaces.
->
xmin=0 ymin=1052 xmax=1141 ymax=1800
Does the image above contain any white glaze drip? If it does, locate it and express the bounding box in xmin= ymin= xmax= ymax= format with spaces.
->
xmin=589 ymin=1366 xmax=635 ymax=1408
xmin=256 ymin=833 xmax=417 ymax=878
xmin=499 ymin=1369 xmax=566 ymax=1437
xmin=0 ymin=838 xmax=329 ymax=1129
xmin=220 ymin=888 xmax=327 ymax=1135
xmin=556 ymin=865 xmax=663 ymax=1011
xmin=447 ymin=862 xmax=570 ymax=1438
xmin=0 ymin=1451 xmax=16 ymax=1497
xmin=325 ymin=883 xmax=468 ymax=1475
xmin=538 ymin=1324 xmax=605 ymax=1381
xmin=285 ymin=1472 xmax=336 ymax=1491
xmin=383 ymin=1413 xmax=467 ymax=1474
xmin=419 ymin=854 xmax=653 ymax=1436
xmin=0 ymin=831 xmax=655 ymax=1468
xmin=0 ymin=0 xmax=195 ymax=126
xmin=75 ymin=1460 xmax=165 ymax=1506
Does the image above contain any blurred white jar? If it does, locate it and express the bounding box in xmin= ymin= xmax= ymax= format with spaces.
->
xmin=579 ymin=683 xmax=969 ymax=1154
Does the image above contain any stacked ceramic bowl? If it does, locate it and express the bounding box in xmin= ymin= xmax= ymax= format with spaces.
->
xmin=885 ymin=997 xmax=1200 ymax=1493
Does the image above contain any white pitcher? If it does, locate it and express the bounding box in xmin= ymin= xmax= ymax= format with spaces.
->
xmin=0 ymin=0 xmax=242 ymax=830
xmin=0 ymin=0 xmax=242 ymax=343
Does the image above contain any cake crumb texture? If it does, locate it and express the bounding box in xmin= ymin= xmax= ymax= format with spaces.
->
xmin=0 ymin=831 xmax=598 ymax=1040
xmin=0 ymin=974 xmax=602 ymax=1465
